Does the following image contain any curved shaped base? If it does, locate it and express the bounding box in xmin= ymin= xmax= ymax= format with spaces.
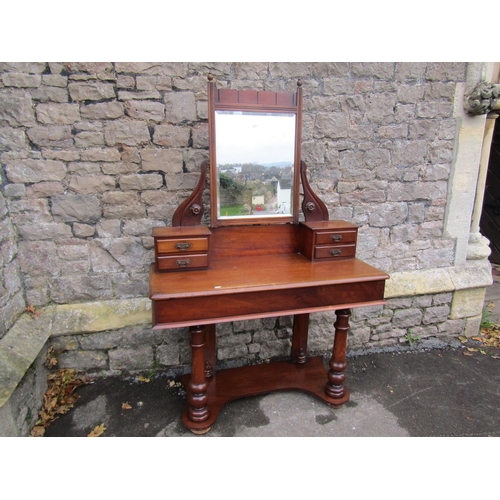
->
xmin=179 ymin=356 xmax=350 ymax=433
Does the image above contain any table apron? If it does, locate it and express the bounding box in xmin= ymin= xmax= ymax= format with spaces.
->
xmin=152 ymin=280 xmax=386 ymax=328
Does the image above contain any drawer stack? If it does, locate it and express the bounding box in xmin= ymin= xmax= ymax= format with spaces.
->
xmin=152 ymin=226 xmax=211 ymax=272
xmin=299 ymin=221 xmax=358 ymax=261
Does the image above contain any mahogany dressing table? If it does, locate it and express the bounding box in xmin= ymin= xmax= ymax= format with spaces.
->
xmin=149 ymin=77 xmax=389 ymax=433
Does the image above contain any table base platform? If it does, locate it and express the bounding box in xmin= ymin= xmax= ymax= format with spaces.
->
xmin=178 ymin=355 xmax=350 ymax=433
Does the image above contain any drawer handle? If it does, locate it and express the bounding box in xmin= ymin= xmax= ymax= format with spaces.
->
xmin=176 ymin=259 xmax=191 ymax=267
xmin=175 ymin=242 xmax=191 ymax=250
xmin=331 ymin=235 xmax=343 ymax=242
xmin=330 ymin=249 xmax=342 ymax=256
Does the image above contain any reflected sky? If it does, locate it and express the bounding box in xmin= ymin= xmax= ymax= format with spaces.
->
xmin=215 ymin=111 xmax=296 ymax=165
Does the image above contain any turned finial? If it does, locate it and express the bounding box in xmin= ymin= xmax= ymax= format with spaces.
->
xmin=297 ymin=79 xmax=302 ymax=87
xmin=208 ymin=73 xmax=214 ymax=82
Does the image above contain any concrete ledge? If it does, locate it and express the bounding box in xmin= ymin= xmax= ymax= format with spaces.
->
xmin=0 ymin=307 xmax=54 ymax=407
xmin=52 ymin=298 xmax=152 ymax=336
xmin=385 ymin=260 xmax=493 ymax=299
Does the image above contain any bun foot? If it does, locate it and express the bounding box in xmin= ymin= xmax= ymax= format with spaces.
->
xmin=190 ymin=426 xmax=211 ymax=435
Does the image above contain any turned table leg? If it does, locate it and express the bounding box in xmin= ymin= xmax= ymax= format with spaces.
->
xmin=204 ymin=324 xmax=216 ymax=378
xmin=187 ymin=325 xmax=210 ymax=424
xmin=292 ymin=313 xmax=309 ymax=364
xmin=325 ymin=309 xmax=351 ymax=403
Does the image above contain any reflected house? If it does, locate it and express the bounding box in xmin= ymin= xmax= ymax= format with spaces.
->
xmin=276 ymin=177 xmax=292 ymax=214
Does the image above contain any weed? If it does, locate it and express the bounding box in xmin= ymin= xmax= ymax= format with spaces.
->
xmin=405 ymin=330 xmax=421 ymax=346
xmin=481 ymin=303 xmax=495 ymax=330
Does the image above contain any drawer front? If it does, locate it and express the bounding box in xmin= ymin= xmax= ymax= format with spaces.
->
xmin=156 ymin=237 xmax=209 ymax=255
xmin=315 ymin=230 xmax=357 ymax=246
xmin=314 ymin=244 xmax=356 ymax=260
xmin=157 ymin=254 xmax=209 ymax=271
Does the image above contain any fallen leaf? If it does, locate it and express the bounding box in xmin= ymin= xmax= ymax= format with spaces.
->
xmin=472 ymin=337 xmax=483 ymax=342
xmin=26 ymin=304 xmax=41 ymax=317
xmin=30 ymin=369 xmax=89 ymax=436
xmin=138 ymin=376 xmax=150 ymax=383
xmin=463 ymin=351 xmax=473 ymax=357
xmin=467 ymin=347 xmax=478 ymax=352
xmin=31 ymin=425 xmax=45 ymax=437
xmin=88 ymin=424 xmax=106 ymax=437
xmin=458 ymin=335 xmax=468 ymax=343
xmin=122 ymin=402 xmax=132 ymax=410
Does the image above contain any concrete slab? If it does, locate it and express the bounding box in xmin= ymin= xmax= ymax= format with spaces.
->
xmin=43 ymin=347 xmax=500 ymax=437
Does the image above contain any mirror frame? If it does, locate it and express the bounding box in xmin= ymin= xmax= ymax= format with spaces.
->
xmin=208 ymin=75 xmax=303 ymax=227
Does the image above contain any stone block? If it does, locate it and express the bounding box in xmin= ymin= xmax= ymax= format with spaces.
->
xmin=80 ymin=147 xmax=121 ymax=162
xmin=0 ymin=62 xmax=47 ymax=73
xmin=119 ymin=173 xmax=163 ymax=190
xmin=140 ymin=148 xmax=183 ymax=173
xmin=68 ymin=175 xmax=115 ymax=194
xmin=50 ymin=275 xmax=114 ymax=303
xmin=164 ymin=92 xmax=196 ymax=122
xmin=103 ymin=205 xmax=147 ymax=218
xmin=425 ymin=62 xmax=466 ymax=82
xmin=104 ymin=120 xmax=151 ymax=146
xmin=68 ymin=82 xmax=116 ymax=101
xmin=80 ymin=102 xmax=124 ymax=120
xmin=27 ymin=125 xmax=73 ymax=147
xmin=0 ymin=90 xmax=36 ymax=127
xmin=156 ymin=344 xmax=180 ymax=366
xmin=314 ymin=112 xmax=349 ymax=139
xmin=0 ymin=291 xmax=25 ymax=334
xmin=109 ymin=345 xmax=154 ymax=371
xmin=136 ymin=75 xmax=172 ymax=91
xmin=153 ymin=124 xmax=190 ymax=147
xmin=118 ymin=90 xmax=161 ymax=100
xmin=74 ymin=131 xmax=105 ymax=148
xmin=450 ymin=287 xmax=486 ymax=319
xmin=463 ymin=314 xmax=482 ymax=338
xmin=18 ymin=240 xmax=59 ymax=277
xmin=392 ymin=308 xmax=423 ymax=328
xmin=125 ymin=100 xmax=165 ymax=122
xmin=17 ymin=222 xmax=72 ymax=240
xmin=0 ymin=127 xmax=26 ymax=150
xmin=422 ymin=305 xmax=450 ymax=325
xmin=57 ymin=350 xmax=108 ymax=371
xmin=258 ymin=339 xmax=290 ymax=360
xmin=51 ymin=194 xmax=101 ymax=223
xmin=36 ymin=103 xmax=80 ymax=124
xmin=42 ymin=74 xmax=67 ymax=87
xmin=30 ymin=86 xmax=69 ymax=103
xmin=5 ymin=158 xmax=66 ymax=183
xmin=115 ymin=62 xmax=189 ymax=75
xmin=217 ymin=344 xmax=248 ymax=361
xmin=26 ymin=181 xmax=64 ymax=198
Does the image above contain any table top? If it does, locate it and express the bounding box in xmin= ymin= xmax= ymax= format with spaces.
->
xmin=149 ymin=253 xmax=389 ymax=300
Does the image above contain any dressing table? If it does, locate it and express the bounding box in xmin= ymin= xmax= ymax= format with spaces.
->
xmin=149 ymin=76 xmax=389 ymax=433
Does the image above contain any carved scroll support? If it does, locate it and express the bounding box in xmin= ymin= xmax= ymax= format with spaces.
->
xmin=172 ymin=160 xmax=207 ymax=226
xmin=300 ymin=160 xmax=329 ymax=222
xmin=464 ymin=82 xmax=499 ymax=116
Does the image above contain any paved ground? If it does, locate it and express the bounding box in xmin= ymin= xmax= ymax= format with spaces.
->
xmin=42 ymin=269 xmax=500 ymax=438
xmin=43 ymin=344 xmax=500 ymax=438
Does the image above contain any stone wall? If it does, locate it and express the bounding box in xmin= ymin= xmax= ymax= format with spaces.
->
xmin=0 ymin=63 xmax=494 ymax=427
xmin=0 ymin=171 xmax=25 ymax=339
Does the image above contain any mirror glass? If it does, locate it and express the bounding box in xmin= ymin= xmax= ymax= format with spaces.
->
xmin=214 ymin=110 xmax=296 ymax=220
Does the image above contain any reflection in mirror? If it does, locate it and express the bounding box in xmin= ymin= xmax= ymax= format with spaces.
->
xmin=215 ymin=111 xmax=296 ymax=220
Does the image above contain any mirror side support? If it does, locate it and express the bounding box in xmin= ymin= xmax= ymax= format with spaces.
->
xmin=172 ymin=160 xmax=208 ymax=227
xmin=300 ymin=160 xmax=329 ymax=222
